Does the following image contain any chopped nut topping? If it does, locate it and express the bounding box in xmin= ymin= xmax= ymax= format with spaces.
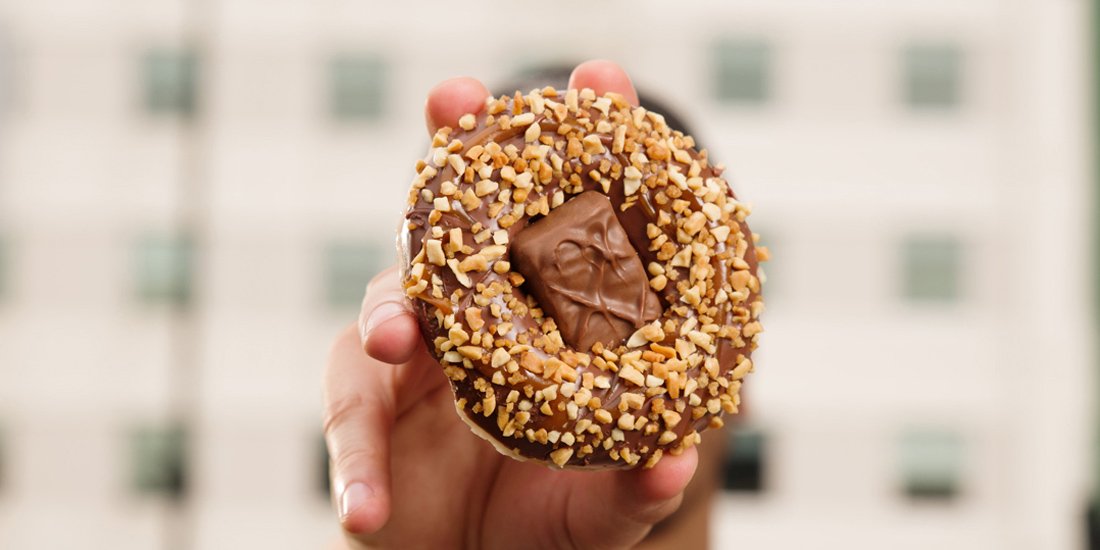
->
xmin=524 ymin=122 xmax=541 ymax=143
xmin=620 ymin=393 xmax=644 ymax=410
xmin=619 ymin=365 xmax=646 ymax=387
xmin=475 ymin=179 xmax=499 ymax=197
xmin=458 ymin=254 xmax=488 ymax=273
xmin=425 ymin=239 xmax=446 ymax=266
xmin=446 ymin=259 xmax=472 ymax=287
xmin=662 ymin=410 xmax=682 ymax=429
xmin=732 ymin=358 xmax=754 ymax=380
xmin=702 ymin=202 xmax=722 ymax=222
xmin=490 ymin=348 xmax=510 ymax=368
xmin=511 ymin=112 xmax=536 ymax=127
xmin=617 ymin=413 xmax=637 ymax=431
xmin=457 ymin=346 xmax=483 ymax=360
xmin=448 ymin=154 xmax=466 ymax=176
xmin=550 ymin=447 xmax=574 ymax=467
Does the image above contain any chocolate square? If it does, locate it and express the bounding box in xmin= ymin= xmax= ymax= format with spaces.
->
xmin=511 ymin=191 xmax=664 ymax=351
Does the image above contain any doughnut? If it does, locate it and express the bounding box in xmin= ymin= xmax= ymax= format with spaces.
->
xmin=399 ymin=87 xmax=766 ymax=469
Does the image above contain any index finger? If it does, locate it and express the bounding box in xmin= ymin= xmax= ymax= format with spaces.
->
xmin=358 ymin=265 xmax=421 ymax=365
xmin=324 ymin=326 xmax=396 ymax=535
xmin=424 ymin=77 xmax=491 ymax=135
xmin=568 ymin=60 xmax=640 ymax=107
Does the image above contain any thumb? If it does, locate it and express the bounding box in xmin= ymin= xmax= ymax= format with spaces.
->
xmin=357 ymin=265 xmax=422 ymax=364
xmin=566 ymin=446 xmax=700 ymax=548
xmin=568 ymin=60 xmax=640 ymax=107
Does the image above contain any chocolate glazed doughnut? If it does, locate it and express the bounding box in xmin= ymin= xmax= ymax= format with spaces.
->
xmin=399 ymin=88 xmax=767 ymax=469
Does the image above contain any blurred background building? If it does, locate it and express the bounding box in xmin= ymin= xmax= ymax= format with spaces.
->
xmin=0 ymin=0 xmax=1094 ymax=548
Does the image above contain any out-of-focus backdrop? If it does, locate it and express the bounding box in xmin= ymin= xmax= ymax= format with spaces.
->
xmin=0 ymin=0 xmax=1094 ymax=548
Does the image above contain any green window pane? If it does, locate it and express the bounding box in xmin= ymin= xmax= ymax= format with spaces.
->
xmin=901 ymin=235 xmax=961 ymax=302
xmin=134 ymin=233 xmax=194 ymax=306
xmin=903 ymin=43 xmax=962 ymax=108
xmin=713 ymin=39 xmax=770 ymax=104
xmin=330 ymin=54 xmax=387 ymax=121
xmin=129 ymin=424 xmax=188 ymax=499
xmin=723 ymin=426 xmax=766 ymax=492
xmin=325 ymin=240 xmax=387 ymax=309
xmin=142 ymin=48 xmax=198 ymax=116
xmin=898 ymin=428 xmax=964 ymax=499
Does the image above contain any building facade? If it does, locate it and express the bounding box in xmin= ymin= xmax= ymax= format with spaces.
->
xmin=0 ymin=0 xmax=1092 ymax=548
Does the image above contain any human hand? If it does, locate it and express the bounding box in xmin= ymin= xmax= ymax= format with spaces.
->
xmin=323 ymin=60 xmax=700 ymax=549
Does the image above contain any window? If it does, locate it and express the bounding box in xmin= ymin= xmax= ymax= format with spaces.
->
xmin=901 ymin=234 xmax=961 ymax=302
xmin=898 ymin=428 xmax=964 ymax=500
xmin=129 ymin=424 xmax=188 ymax=499
xmin=142 ymin=48 xmax=199 ymax=116
xmin=902 ymin=43 xmax=963 ymax=108
xmin=134 ymin=233 xmax=194 ymax=306
xmin=1087 ymin=499 xmax=1100 ymax=548
xmin=324 ymin=240 xmax=387 ymax=309
xmin=712 ymin=39 xmax=770 ymax=104
xmin=329 ymin=53 xmax=387 ymax=121
xmin=722 ymin=426 xmax=766 ymax=492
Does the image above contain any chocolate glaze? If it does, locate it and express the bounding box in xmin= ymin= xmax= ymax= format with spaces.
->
xmin=399 ymin=92 xmax=762 ymax=468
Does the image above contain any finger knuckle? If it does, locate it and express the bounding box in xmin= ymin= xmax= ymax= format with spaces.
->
xmin=323 ymin=393 xmax=368 ymax=438
xmin=332 ymin=446 xmax=380 ymax=473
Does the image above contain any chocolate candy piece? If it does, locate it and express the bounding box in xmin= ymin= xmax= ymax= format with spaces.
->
xmin=511 ymin=191 xmax=664 ymax=351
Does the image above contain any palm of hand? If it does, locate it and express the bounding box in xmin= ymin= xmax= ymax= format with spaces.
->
xmin=325 ymin=61 xmax=701 ymax=550
xmin=347 ymin=342 xmax=679 ymax=550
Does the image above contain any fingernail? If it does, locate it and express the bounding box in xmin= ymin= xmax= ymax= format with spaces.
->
xmin=340 ymin=482 xmax=373 ymax=521
xmin=359 ymin=301 xmax=408 ymax=343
